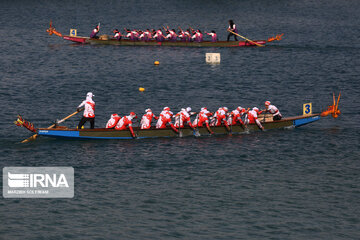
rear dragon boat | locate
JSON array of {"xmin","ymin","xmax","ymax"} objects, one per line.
[
  {"xmin": 14, "ymin": 93, "xmax": 341, "ymax": 141},
  {"xmin": 46, "ymin": 22, "xmax": 283, "ymax": 47}
]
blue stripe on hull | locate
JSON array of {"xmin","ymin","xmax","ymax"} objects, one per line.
[{"xmin": 294, "ymin": 116, "xmax": 320, "ymax": 127}]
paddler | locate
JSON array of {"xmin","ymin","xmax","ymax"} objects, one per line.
[
  {"xmin": 211, "ymin": 107, "xmax": 231, "ymax": 131},
  {"xmin": 192, "ymin": 30, "xmax": 203, "ymax": 42},
  {"xmin": 227, "ymin": 106, "xmax": 246, "ymax": 126},
  {"xmin": 115, "ymin": 112, "xmax": 137, "ymax": 138},
  {"xmin": 106, "ymin": 114, "xmax": 121, "ymax": 129},
  {"xmin": 174, "ymin": 107, "xmax": 195, "ymax": 129},
  {"xmin": 140, "ymin": 108, "xmax": 158, "ymax": 129},
  {"xmin": 77, "ymin": 92, "xmax": 96, "ymax": 129},
  {"xmin": 113, "ymin": 29, "xmax": 122, "ymax": 40},
  {"xmin": 227, "ymin": 20, "xmax": 238, "ymax": 41},
  {"xmin": 206, "ymin": 30, "xmax": 217, "ymax": 42},
  {"xmin": 245, "ymin": 107, "xmax": 264, "ymax": 131},
  {"xmin": 153, "ymin": 29, "xmax": 165, "ymax": 42},
  {"xmin": 90, "ymin": 25, "xmax": 100, "ymax": 38},
  {"xmin": 263, "ymin": 101, "xmax": 282, "ymax": 121},
  {"xmin": 193, "ymin": 107, "xmax": 214, "ymax": 134},
  {"xmin": 156, "ymin": 107, "xmax": 178, "ymax": 133}
]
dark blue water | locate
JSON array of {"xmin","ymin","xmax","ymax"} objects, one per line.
[{"xmin": 1, "ymin": 0, "xmax": 360, "ymax": 239}]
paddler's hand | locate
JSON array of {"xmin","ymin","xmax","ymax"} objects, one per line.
[{"xmin": 76, "ymin": 108, "xmax": 81, "ymax": 112}]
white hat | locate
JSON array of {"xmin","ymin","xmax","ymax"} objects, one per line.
[
  {"xmin": 223, "ymin": 107, "xmax": 228, "ymax": 112},
  {"xmin": 237, "ymin": 106, "xmax": 243, "ymax": 110},
  {"xmin": 145, "ymin": 108, "xmax": 152, "ymax": 112},
  {"xmin": 87, "ymin": 92, "xmax": 95, "ymax": 97},
  {"xmin": 186, "ymin": 107, "xmax": 191, "ymax": 112},
  {"xmin": 253, "ymin": 107, "xmax": 259, "ymax": 111}
]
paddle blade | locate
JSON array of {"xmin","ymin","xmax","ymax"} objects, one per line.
[{"xmin": 21, "ymin": 134, "xmax": 38, "ymax": 143}]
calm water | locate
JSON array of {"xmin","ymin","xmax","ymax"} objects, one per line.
[{"xmin": 1, "ymin": 0, "xmax": 360, "ymax": 239}]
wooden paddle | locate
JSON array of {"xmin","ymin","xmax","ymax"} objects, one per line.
[
  {"xmin": 21, "ymin": 108, "xmax": 83, "ymax": 143},
  {"xmin": 227, "ymin": 29, "xmax": 264, "ymax": 47}
]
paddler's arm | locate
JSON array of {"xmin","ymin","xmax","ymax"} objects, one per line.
[
  {"xmin": 77, "ymin": 101, "xmax": 85, "ymax": 112},
  {"xmin": 128, "ymin": 124, "xmax": 136, "ymax": 138},
  {"xmin": 255, "ymin": 119, "xmax": 264, "ymax": 131},
  {"xmin": 169, "ymin": 123, "xmax": 179, "ymax": 133},
  {"xmin": 206, "ymin": 122, "xmax": 214, "ymax": 134}
]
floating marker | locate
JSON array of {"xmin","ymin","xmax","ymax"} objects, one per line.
[
  {"xmin": 206, "ymin": 53, "xmax": 221, "ymax": 64},
  {"xmin": 139, "ymin": 87, "xmax": 145, "ymax": 92},
  {"xmin": 154, "ymin": 61, "xmax": 160, "ymax": 65}
]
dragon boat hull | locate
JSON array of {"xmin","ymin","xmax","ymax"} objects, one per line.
[
  {"xmin": 62, "ymin": 36, "xmax": 268, "ymax": 47},
  {"xmin": 36, "ymin": 114, "xmax": 320, "ymax": 140}
]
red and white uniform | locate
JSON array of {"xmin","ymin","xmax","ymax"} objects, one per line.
[
  {"xmin": 141, "ymin": 109, "xmax": 157, "ymax": 129},
  {"xmin": 227, "ymin": 107, "xmax": 246, "ymax": 125},
  {"xmin": 174, "ymin": 108, "xmax": 193, "ymax": 128},
  {"xmin": 115, "ymin": 115, "xmax": 135, "ymax": 130},
  {"xmin": 193, "ymin": 108, "xmax": 212, "ymax": 127},
  {"xmin": 266, "ymin": 104, "xmax": 282, "ymax": 118},
  {"xmin": 106, "ymin": 114, "xmax": 120, "ymax": 129},
  {"xmin": 212, "ymin": 107, "xmax": 228, "ymax": 126},
  {"xmin": 78, "ymin": 93, "xmax": 95, "ymax": 118},
  {"xmin": 156, "ymin": 109, "xmax": 173, "ymax": 129},
  {"xmin": 245, "ymin": 107, "xmax": 264, "ymax": 130}
]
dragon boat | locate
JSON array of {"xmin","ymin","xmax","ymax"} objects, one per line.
[
  {"xmin": 46, "ymin": 22, "xmax": 283, "ymax": 47},
  {"xmin": 14, "ymin": 94, "xmax": 340, "ymax": 142}
]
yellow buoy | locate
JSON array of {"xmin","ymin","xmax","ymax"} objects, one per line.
[
  {"xmin": 139, "ymin": 87, "xmax": 145, "ymax": 92},
  {"xmin": 154, "ymin": 61, "xmax": 160, "ymax": 65}
]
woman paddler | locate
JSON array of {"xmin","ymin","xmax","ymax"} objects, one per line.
[
  {"xmin": 77, "ymin": 92, "xmax": 96, "ymax": 129},
  {"xmin": 227, "ymin": 20, "xmax": 238, "ymax": 41},
  {"xmin": 90, "ymin": 25, "xmax": 100, "ymax": 38}
]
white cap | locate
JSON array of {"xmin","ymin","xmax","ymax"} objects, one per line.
[
  {"xmin": 145, "ymin": 108, "xmax": 152, "ymax": 112},
  {"xmin": 163, "ymin": 107, "xmax": 170, "ymax": 111},
  {"xmin": 223, "ymin": 107, "xmax": 228, "ymax": 112},
  {"xmin": 87, "ymin": 92, "xmax": 95, "ymax": 97},
  {"xmin": 253, "ymin": 107, "xmax": 259, "ymax": 111},
  {"xmin": 186, "ymin": 107, "xmax": 191, "ymax": 112},
  {"xmin": 237, "ymin": 106, "xmax": 243, "ymax": 110}
]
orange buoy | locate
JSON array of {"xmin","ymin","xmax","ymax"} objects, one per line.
[
  {"xmin": 154, "ymin": 61, "xmax": 160, "ymax": 65},
  {"xmin": 139, "ymin": 87, "xmax": 145, "ymax": 92}
]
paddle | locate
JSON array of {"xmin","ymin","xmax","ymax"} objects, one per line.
[
  {"xmin": 227, "ymin": 29, "xmax": 264, "ymax": 47},
  {"xmin": 21, "ymin": 108, "xmax": 83, "ymax": 143}
]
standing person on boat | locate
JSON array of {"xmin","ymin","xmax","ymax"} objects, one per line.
[
  {"xmin": 115, "ymin": 112, "xmax": 137, "ymax": 138},
  {"xmin": 206, "ymin": 30, "xmax": 217, "ymax": 42},
  {"xmin": 77, "ymin": 92, "xmax": 95, "ymax": 129},
  {"xmin": 193, "ymin": 107, "xmax": 214, "ymax": 134},
  {"xmin": 245, "ymin": 107, "xmax": 264, "ymax": 131},
  {"xmin": 156, "ymin": 107, "xmax": 178, "ymax": 133},
  {"xmin": 113, "ymin": 29, "xmax": 122, "ymax": 40},
  {"xmin": 227, "ymin": 20, "xmax": 238, "ymax": 41},
  {"xmin": 90, "ymin": 25, "xmax": 100, "ymax": 38},
  {"xmin": 140, "ymin": 109, "xmax": 158, "ymax": 129},
  {"xmin": 263, "ymin": 101, "xmax": 282, "ymax": 121},
  {"xmin": 106, "ymin": 114, "xmax": 121, "ymax": 129}
]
